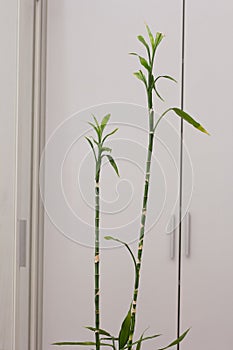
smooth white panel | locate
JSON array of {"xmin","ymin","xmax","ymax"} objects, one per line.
[
  {"xmin": 43, "ymin": 1, "xmax": 183, "ymax": 349},
  {"xmin": 182, "ymin": 1, "xmax": 233, "ymax": 349},
  {"xmin": 0, "ymin": 1, "xmax": 18, "ymax": 349}
]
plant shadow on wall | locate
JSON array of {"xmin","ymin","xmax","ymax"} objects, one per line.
[{"xmin": 53, "ymin": 24, "xmax": 209, "ymax": 350}]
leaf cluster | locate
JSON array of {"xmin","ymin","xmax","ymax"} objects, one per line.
[
  {"xmin": 130, "ymin": 24, "xmax": 209, "ymax": 135},
  {"xmin": 53, "ymin": 325, "xmax": 190, "ymax": 350},
  {"xmin": 85, "ymin": 114, "xmax": 120, "ymax": 181},
  {"xmin": 130, "ymin": 24, "xmax": 176, "ymax": 105}
]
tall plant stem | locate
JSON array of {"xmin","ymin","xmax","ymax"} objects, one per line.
[
  {"xmin": 95, "ymin": 173, "xmax": 100, "ymax": 350},
  {"xmin": 128, "ymin": 108, "xmax": 154, "ymax": 349}
]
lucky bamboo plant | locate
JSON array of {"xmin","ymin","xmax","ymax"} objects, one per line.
[{"xmin": 53, "ymin": 24, "xmax": 209, "ymax": 350}]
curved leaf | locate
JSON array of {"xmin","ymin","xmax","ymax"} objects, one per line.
[
  {"xmin": 85, "ymin": 137, "xmax": 97, "ymax": 162},
  {"xmin": 133, "ymin": 71, "xmax": 147, "ymax": 87},
  {"xmin": 102, "ymin": 128, "xmax": 118, "ymax": 143},
  {"xmin": 101, "ymin": 114, "xmax": 111, "ymax": 133},
  {"xmin": 137, "ymin": 35, "xmax": 151, "ymax": 61},
  {"xmin": 85, "ymin": 326, "xmax": 113, "ymax": 338},
  {"xmin": 158, "ymin": 328, "xmax": 190, "ymax": 350},
  {"xmin": 145, "ymin": 23, "xmax": 155, "ymax": 50},
  {"xmin": 101, "ymin": 147, "xmax": 112, "ymax": 153},
  {"xmin": 155, "ymin": 32, "xmax": 164, "ymax": 49},
  {"xmin": 172, "ymin": 108, "xmax": 210, "ymax": 135},
  {"xmin": 118, "ymin": 306, "xmax": 132, "ymax": 349},
  {"xmin": 139, "ymin": 56, "xmax": 150, "ymax": 71},
  {"xmin": 52, "ymin": 341, "xmax": 114, "ymax": 347},
  {"xmin": 153, "ymin": 75, "xmax": 177, "ymax": 102},
  {"xmin": 106, "ymin": 155, "xmax": 120, "ymax": 177},
  {"xmin": 104, "ymin": 236, "xmax": 137, "ymax": 272},
  {"xmin": 124, "ymin": 333, "xmax": 161, "ymax": 349}
]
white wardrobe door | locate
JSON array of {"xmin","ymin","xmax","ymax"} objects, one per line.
[
  {"xmin": 42, "ymin": 1, "xmax": 182, "ymax": 349},
  {"xmin": 182, "ymin": 1, "xmax": 233, "ymax": 349},
  {"xmin": 0, "ymin": 1, "xmax": 18, "ymax": 349}
]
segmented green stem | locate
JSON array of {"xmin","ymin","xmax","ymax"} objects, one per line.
[
  {"xmin": 127, "ymin": 109, "xmax": 154, "ymax": 349},
  {"xmin": 95, "ymin": 171, "xmax": 100, "ymax": 350}
]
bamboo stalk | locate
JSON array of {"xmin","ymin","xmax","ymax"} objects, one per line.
[
  {"xmin": 127, "ymin": 109, "xmax": 154, "ymax": 349},
  {"xmin": 85, "ymin": 115, "xmax": 119, "ymax": 350},
  {"xmin": 95, "ymin": 175, "xmax": 100, "ymax": 350}
]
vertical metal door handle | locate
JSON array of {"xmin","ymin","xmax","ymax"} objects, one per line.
[
  {"xmin": 185, "ymin": 212, "xmax": 191, "ymax": 257},
  {"xmin": 168, "ymin": 215, "xmax": 176, "ymax": 259},
  {"xmin": 18, "ymin": 219, "xmax": 27, "ymax": 267}
]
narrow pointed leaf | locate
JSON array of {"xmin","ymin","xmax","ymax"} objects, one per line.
[
  {"xmin": 137, "ymin": 35, "xmax": 150, "ymax": 51},
  {"xmin": 145, "ymin": 23, "xmax": 155, "ymax": 49},
  {"xmin": 85, "ymin": 137, "xmax": 97, "ymax": 161},
  {"xmin": 155, "ymin": 75, "xmax": 177, "ymax": 84},
  {"xmin": 102, "ymin": 128, "xmax": 118, "ymax": 143},
  {"xmin": 88, "ymin": 122, "xmax": 101, "ymax": 140},
  {"xmin": 85, "ymin": 326, "xmax": 112, "ymax": 337},
  {"xmin": 53, "ymin": 341, "xmax": 97, "ymax": 346},
  {"xmin": 53, "ymin": 341, "xmax": 114, "ymax": 347},
  {"xmin": 172, "ymin": 108, "xmax": 210, "ymax": 135},
  {"xmin": 155, "ymin": 32, "xmax": 164, "ymax": 49},
  {"xmin": 158, "ymin": 328, "xmax": 190, "ymax": 350},
  {"xmin": 118, "ymin": 306, "xmax": 132, "ymax": 349},
  {"xmin": 90, "ymin": 136, "xmax": 99, "ymax": 146},
  {"xmin": 139, "ymin": 56, "xmax": 150, "ymax": 71},
  {"xmin": 153, "ymin": 85, "xmax": 165, "ymax": 102},
  {"xmin": 106, "ymin": 155, "xmax": 120, "ymax": 177},
  {"xmin": 137, "ymin": 35, "xmax": 151, "ymax": 60},
  {"xmin": 124, "ymin": 334, "xmax": 161, "ymax": 349},
  {"xmin": 101, "ymin": 114, "xmax": 111, "ymax": 133},
  {"xmin": 92, "ymin": 114, "xmax": 101, "ymax": 130},
  {"xmin": 101, "ymin": 147, "xmax": 112, "ymax": 153},
  {"xmin": 136, "ymin": 332, "xmax": 144, "ymax": 350},
  {"xmin": 129, "ymin": 52, "xmax": 138, "ymax": 56},
  {"xmin": 133, "ymin": 71, "xmax": 147, "ymax": 87},
  {"xmin": 104, "ymin": 236, "xmax": 136, "ymax": 272}
]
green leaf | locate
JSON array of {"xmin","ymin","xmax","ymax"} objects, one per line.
[
  {"xmin": 129, "ymin": 52, "xmax": 138, "ymax": 56},
  {"xmin": 133, "ymin": 71, "xmax": 147, "ymax": 87},
  {"xmin": 137, "ymin": 35, "xmax": 150, "ymax": 51},
  {"xmin": 102, "ymin": 128, "xmax": 118, "ymax": 143},
  {"xmin": 52, "ymin": 341, "xmax": 114, "ymax": 347},
  {"xmin": 137, "ymin": 35, "xmax": 151, "ymax": 61},
  {"xmin": 153, "ymin": 85, "xmax": 165, "ymax": 102},
  {"xmin": 101, "ymin": 147, "xmax": 112, "ymax": 153},
  {"xmin": 154, "ymin": 32, "xmax": 165, "ymax": 49},
  {"xmin": 85, "ymin": 326, "xmax": 112, "ymax": 337},
  {"xmin": 88, "ymin": 122, "xmax": 101, "ymax": 141},
  {"xmin": 118, "ymin": 306, "xmax": 132, "ymax": 349},
  {"xmin": 104, "ymin": 236, "xmax": 137, "ymax": 272},
  {"xmin": 155, "ymin": 75, "xmax": 177, "ymax": 84},
  {"xmin": 106, "ymin": 155, "xmax": 120, "ymax": 177},
  {"xmin": 145, "ymin": 23, "xmax": 155, "ymax": 49},
  {"xmin": 136, "ymin": 333, "xmax": 144, "ymax": 350},
  {"xmin": 124, "ymin": 333, "xmax": 161, "ymax": 349},
  {"xmin": 101, "ymin": 114, "xmax": 111, "ymax": 133},
  {"xmin": 85, "ymin": 137, "xmax": 97, "ymax": 162},
  {"xmin": 153, "ymin": 75, "xmax": 177, "ymax": 102},
  {"xmin": 158, "ymin": 328, "xmax": 190, "ymax": 350},
  {"xmin": 172, "ymin": 108, "xmax": 210, "ymax": 135},
  {"xmin": 92, "ymin": 114, "xmax": 101, "ymax": 130},
  {"xmin": 139, "ymin": 56, "xmax": 150, "ymax": 71}
]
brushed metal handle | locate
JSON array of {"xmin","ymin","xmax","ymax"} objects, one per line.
[
  {"xmin": 185, "ymin": 212, "xmax": 191, "ymax": 257},
  {"xmin": 168, "ymin": 215, "xmax": 176, "ymax": 259},
  {"xmin": 18, "ymin": 219, "xmax": 27, "ymax": 267}
]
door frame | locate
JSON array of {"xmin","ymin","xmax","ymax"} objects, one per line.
[{"xmin": 28, "ymin": 0, "xmax": 47, "ymax": 349}]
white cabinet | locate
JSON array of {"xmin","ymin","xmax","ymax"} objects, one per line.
[{"xmin": 181, "ymin": 1, "xmax": 233, "ymax": 349}]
